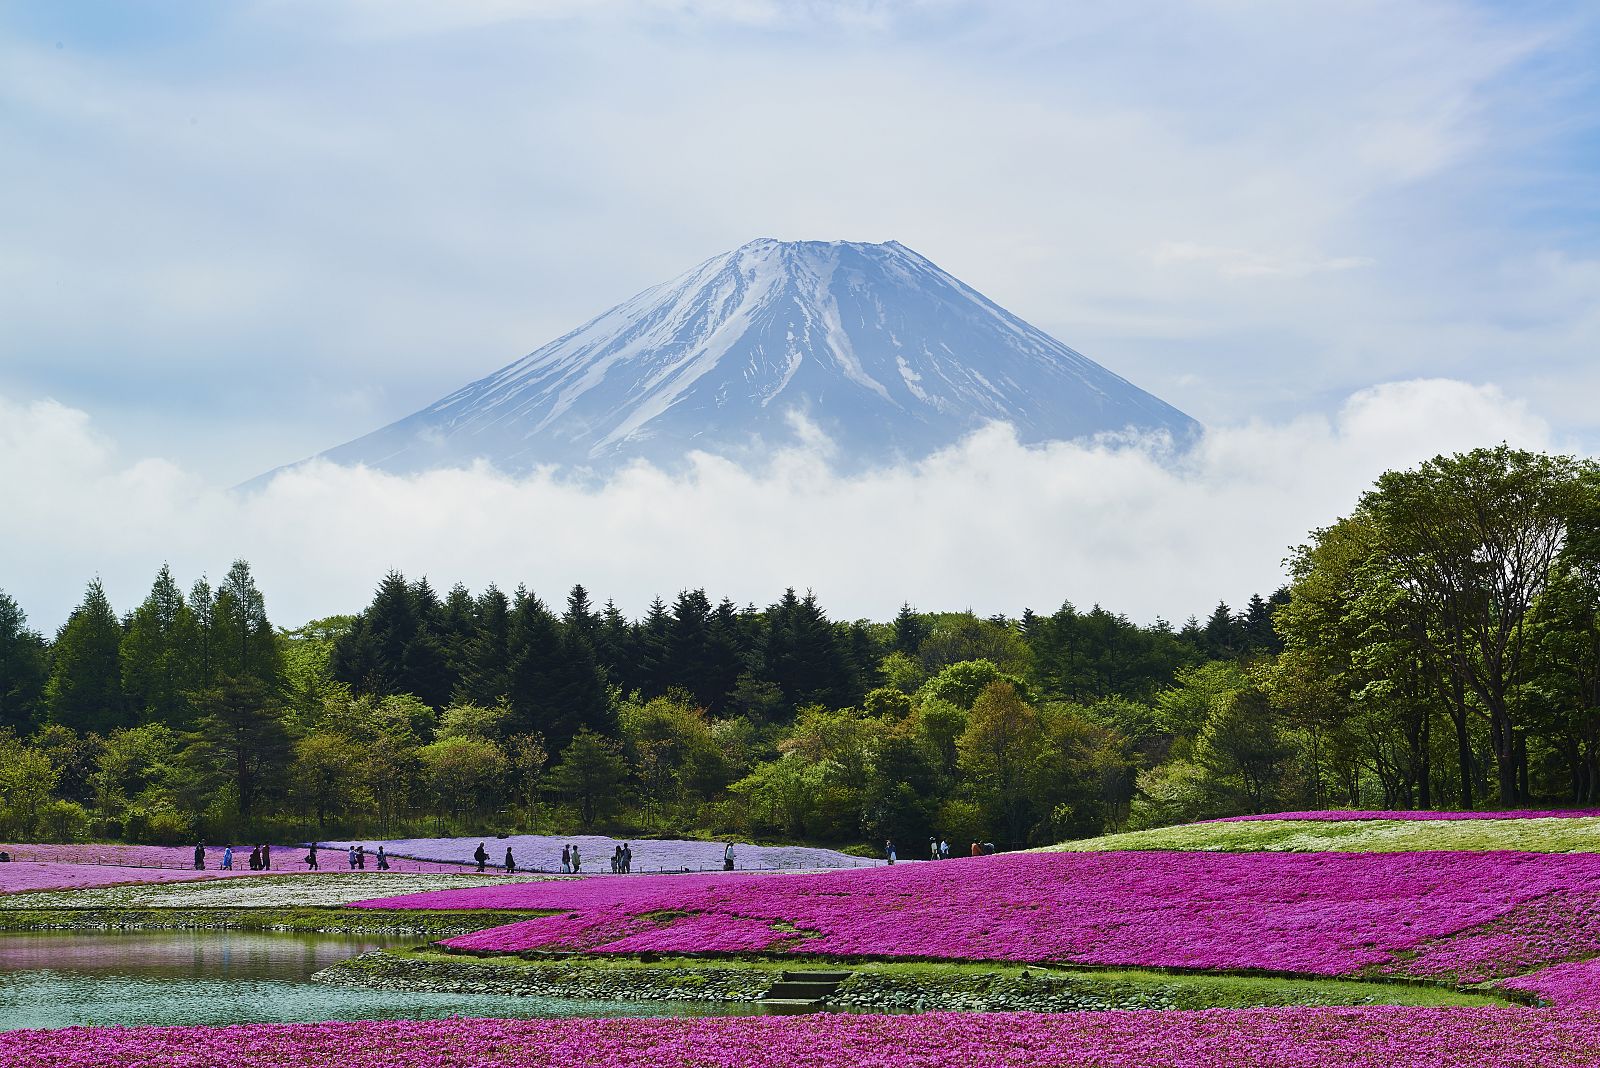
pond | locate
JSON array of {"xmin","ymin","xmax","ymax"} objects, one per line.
[{"xmin": 0, "ymin": 930, "xmax": 776, "ymax": 1031}]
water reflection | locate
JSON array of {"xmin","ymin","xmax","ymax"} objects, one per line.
[{"xmin": 0, "ymin": 930, "xmax": 773, "ymax": 1032}]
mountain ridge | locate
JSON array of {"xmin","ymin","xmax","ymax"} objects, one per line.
[{"xmin": 272, "ymin": 238, "xmax": 1199, "ymax": 479}]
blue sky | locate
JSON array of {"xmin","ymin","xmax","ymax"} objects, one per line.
[{"xmin": 1, "ymin": 1, "xmax": 1597, "ymax": 627}]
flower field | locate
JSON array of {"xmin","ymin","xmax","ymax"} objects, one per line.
[
  {"xmin": 0, "ymin": 862, "xmax": 230, "ymax": 895},
  {"xmin": 323, "ymin": 835, "xmax": 877, "ymax": 872},
  {"xmin": 0, "ymin": 871, "xmax": 546, "ymax": 909},
  {"xmin": 4, "ymin": 1007, "xmax": 1599, "ymax": 1067},
  {"xmin": 1062, "ymin": 815, "xmax": 1600, "ymax": 853},
  {"xmin": 1217, "ymin": 809, "xmax": 1600, "ymax": 822},
  {"xmin": 354, "ymin": 849, "xmax": 1600, "ymax": 975}
]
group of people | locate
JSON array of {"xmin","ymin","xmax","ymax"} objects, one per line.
[
  {"xmin": 880, "ymin": 838, "xmax": 997, "ymax": 864},
  {"xmin": 194, "ymin": 842, "xmax": 276, "ymax": 871},
  {"xmin": 609, "ymin": 843, "xmax": 633, "ymax": 873},
  {"xmin": 192, "ymin": 841, "xmax": 396, "ymax": 872}
]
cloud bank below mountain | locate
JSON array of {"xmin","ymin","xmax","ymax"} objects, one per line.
[{"xmin": 0, "ymin": 378, "xmax": 1563, "ymax": 632}]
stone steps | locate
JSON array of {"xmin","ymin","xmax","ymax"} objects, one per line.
[{"xmin": 761, "ymin": 969, "xmax": 853, "ymax": 1006}]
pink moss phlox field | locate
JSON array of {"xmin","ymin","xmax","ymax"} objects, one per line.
[
  {"xmin": 322, "ymin": 834, "xmax": 876, "ymax": 872},
  {"xmin": 0, "ymin": 862, "xmax": 229, "ymax": 894},
  {"xmin": 5, "ymin": 1008, "xmax": 1600, "ymax": 1068},
  {"xmin": 355, "ymin": 850, "xmax": 1600, "ymax": 974},
  {"xmin": 1500, "ymin": 958, "xmax": 1600, "ymax": 1008},
  {"xmin": 0, "ymin": 842, "xmax": 463, "ymax": 876},
  {"xmin": 1386, "ymin": 889, "xmax": 1600, "ymax": 983},
  {"xmin": 1215, "ymin": 809, "xmax": 1600, "ymax": 822}
]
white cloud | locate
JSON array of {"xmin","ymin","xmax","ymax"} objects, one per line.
[{"xmin": 0, "ymin": 380, "xmax": 1566, "ymax": 634}]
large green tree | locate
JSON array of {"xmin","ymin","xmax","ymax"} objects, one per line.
[{"xmin": 46, "ymin": 579, "xmax": 126, "ymax": 734}]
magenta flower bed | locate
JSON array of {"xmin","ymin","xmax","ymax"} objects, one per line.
[
  {"xmin": 1501, "ymin": 959, "xmax": 1600, "ymax": 1008},
  {"xmin": 1214, "ymin": 810, "xmax": 1600, "ymax": 822},
  {"xmin": 4, "ymin": 1008, "xmax": 1599, "ymax": 1067},
  {"xmin": 1387, "ymin": 889, "xmax": 1600, "ymax": 983},
  {"xmin": 322, "ymin": 835, "xmax": 876, "ymax": 872},
  {"xmin": 355, "ymin": 850, "xmax": 1600, "ymax": 975}
]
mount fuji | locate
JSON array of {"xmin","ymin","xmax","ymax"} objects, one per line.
[{"xmin": 287, "ymin": 238, "xmax": 1198, "ymax": 478}]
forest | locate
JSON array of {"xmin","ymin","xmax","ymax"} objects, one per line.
[{"xmin": 0, "ymin": 445, "xmax": 1596, "ymax": 850}]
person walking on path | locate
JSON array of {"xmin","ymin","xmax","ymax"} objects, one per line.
[
  {"xmin": 347, "ymin": 845, "xmax": 357, "ymax": 870},
  {"xmin": 221, "ymin": 845, "xmax": 233, "ymax": 871},
  {"xmin": 929, "ymin": 837, "xmax": 939, "ymax": 861},
  {"xmin": 474, "ymin": 842, "xmax": 489, "ymax": 873},
  {"xmin": 561, "ymin": 844, "xmax": 571, "ymax": 873},
  {"xmin": 249, "ymin": 845, "xmax": 261, "ymax": 871},
  {"xmin": 622, "ymin": 843, "xmax": 632, "ymax": 873},
  {"xmin": 571, "ymin": 844, "xmax": 582, "ymax": 873},
  {"xmin": 885, "ymin": 840, "xmax": 896, "ymax": 865},
  {"xmin": 357, "ymin": 844, "xmax": 366, "ymax": 870},
  {"xmin": 262, "ymin": 844, "xmax": 271, "ymax": 870},
  {"xmin": 306, "ymin": 843, "xmax": 319, "ymax": 870},
  {"xmin": 723, "ymin": 842, "xmax": 735, "ymax": 871},
  {"xmin": 939, "ymin": 838, "xmax": 950, "ymax": 861},
  {"xmin": 377, "ymin": 844, "xmax": 388, "ymax": 871},
  {"xmin": 505, "ymin": 847, "xmax": 516, "ymax": 874},
  {"xmin": 193, "ymin": 842, "xmax": 205, "ymax": 870}
]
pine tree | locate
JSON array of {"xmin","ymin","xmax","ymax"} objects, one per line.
[
  {"xmin": 459, "ymin": 585, "xmax": 512, "ymax": 702},
  {"xmin": 564, "ymin": 584, "xmax": 599, "ymax": 643},
  {"xmin": 46, "ymin": 579, "xmax": 127, "ymax": 734},
  {"xmin": 0, "ymin": 590, "xmax": 49, "ymax": 732},
  {"xmin": 213, "ymin": 560, "xmax": 279, "ymax": 688},
  {"xmin": 594, "ymin": 599, "xmax": 633, "ymax": 690},
  {"xmin": 891, "ymin": 602, "xmax": 930, "ymax": 657},
  {"xmin": 667, "ymin": 589, "xmax": 713, "ymax": 702},
  {"xmin": 188, "ymin": 675, "xmax": 292, "ymax": 822},
  {"xmin": 121, "ymin": 564, "xmax": 201, "ymax": 727},
  {"xmin": 187, "ymin": 578, "xmax": 219, "ymax": 688},
  {"xmin": 1203, "ymin": 601, "xmax": 1244, "ymax": 659},
  {"xmin": 635, "ymin": 597, "xmax": 672, "ymax": 697}
]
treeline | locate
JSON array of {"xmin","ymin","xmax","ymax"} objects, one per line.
[{"xmin": 1, "ymin": 445, "xmax": 1596, "ymax": 849}]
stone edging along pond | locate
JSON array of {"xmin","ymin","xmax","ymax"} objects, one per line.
[
  {"xmin": 0, "ymin": 903, "xmax": 1529, "ymax": 1013},
  {"xmin": 316, "ymin": 949, "xmax": 1523, "ymax": 1013}
]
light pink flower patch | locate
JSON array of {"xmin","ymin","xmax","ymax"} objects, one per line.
[
  {"xmin": 0, "ymin": 862, "xmax": 227, "ymax": 894},
  {"xmin": 354, "ymin": 850, "xmax": 1600, "ymax": 975},
  {"xmin": 3, "ymin": 1008, "xmax": 1599, "ymax": 1067}
]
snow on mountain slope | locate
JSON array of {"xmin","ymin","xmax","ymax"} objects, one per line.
[{"xmin": 296, "ymin": 239, "xmax": 1199, "ymax": 477}]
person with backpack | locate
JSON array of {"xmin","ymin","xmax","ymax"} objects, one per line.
[
  {"xmin": 474, "ymin": 842, "xmax": 489, "ymax": 873},
  {"xmin": 306, "ymin": 843, "xmax": 319, "ymax": 870}
]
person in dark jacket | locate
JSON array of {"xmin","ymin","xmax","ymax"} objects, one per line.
[
  {"xmin": 474, "ymin": 842, "xmax": 489, "ymax": 873},
  {"xmin": 505, "ymin": 847, "xmax": 516, "ymax": 874}
]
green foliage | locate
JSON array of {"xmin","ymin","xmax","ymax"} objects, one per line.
[
  {"xmin": 45, "ymin": 579, "xmax": 125, "ymax": 734},
  {"xmin": 0, "ymin": 730, "xmax": 60, "ymax": 839},
  {"xmin": 0, "ymin": 590, "xmax": 49, "ymax": 732},
  {"xmin": 547, "ymin": 727, "xmax": 628, "ymax": 830}
]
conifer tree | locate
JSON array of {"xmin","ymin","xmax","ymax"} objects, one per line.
[
  {"xmin": 121, "ymin": 564, "xmax": 201, "ymax": 727},
  {"xmin": 0, "ymin": 590, "xmax": 49, "ymax": 732},
  {"xmin": 459, "ymin": 585, "xmax": 511, "ymax": 702},
  {"xmin": 213, "ymin": 560, "xmax": 279, "ymax": 688},
  {"xmin": 47, "ymin": 579, "xmax": 128, "ymax": 734}
]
